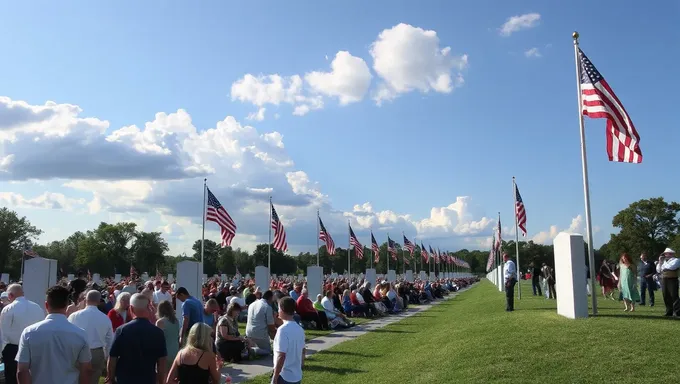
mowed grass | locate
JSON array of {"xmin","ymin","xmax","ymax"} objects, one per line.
[
  {"xmin": 243, "ymin": 280, "xmax": 678, "ymax": 384},
  {"xmin": 237, "ymin": 316, "xmax": 372, "ymax": 342}
]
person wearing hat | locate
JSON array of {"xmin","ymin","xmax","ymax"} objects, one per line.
[{"xmin": 656, "ymin": 248, "xmax": 680, "ymax": 317}]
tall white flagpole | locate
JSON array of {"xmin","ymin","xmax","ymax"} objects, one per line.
[
  {"xmin": 347, "ymin": 220, "xmax": 351, "ymax": 276},
  {"xmin": 573, "ymin": 31, "xmax": 598, "ymax": 315},
  {"xmin": 386, "ymin": 233, "xmax": 390, "ymax": 275},
  {"xmin": 268, "ymin": 196, "xmax": 272, "ymax": 273},
  {"xmin": 201, "ymin": 179, "xmax": 207, "ymax": 267},
  {"xmin": 316, "ymin": 210, "xmax": 320, "ymax": 266},
  {"xmin": 513, "ymin": 176, "xmax": 522, "ymax": 300}
]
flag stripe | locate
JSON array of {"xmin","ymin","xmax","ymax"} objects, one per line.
[
  {"xmin": 271, "ymin": 203, "xmax": 288, "ymax": 252},
  {"xmin": 206, "ymin": 187, "xmax": 237, "ymax": 247}
]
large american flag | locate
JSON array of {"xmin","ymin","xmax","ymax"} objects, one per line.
[
  {"xmin": 495, "ymin": 216, "xmax": 502, "ymax": 251},
  {"xmin": 403, "ymin": 235, "xmax": 415, "ymax": 255},
  {"xmin": 349, "ymin": 225, "xmax": 363, "ymax": 259},
  {"xmin": 387, "ymin": 236, "xmax": 398, "ymax": 260},
  {"xmin": 371, "ymin": 231, "xmax": 380, "ymax": 263},
  {"xmin": 23, "ymin": 248, "xmax": 39, "ymax": 258},
  {"xmin": 579, "ymin": 48, "xmax": 642, "ymax": 163},
  {"xmin": 318, "ymin": 217, "xmax": 335, "ymax": 255},
  {"xmin": 206, "ymin": 187, "xmax": 237, "ymax": 247},
  {"xmin": 270, "ymin": 202, "xmax": 288, "ymax": 252},
  {"xmin": 514, "ymin": 184, "xmax": 527, "ymax": 237},
  {"xmin": 421, "ymin": 242, "xmax": 429, "ymax": 263}
]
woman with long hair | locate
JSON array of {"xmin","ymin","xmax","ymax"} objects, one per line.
[
  {"xmin": 619, "ymin": 253, "xmax": 641, "ymax": 312},
  {"xmin": 215, "ymin": 303, "xmax": 256, "ymax": 363},
  {"xmin": 107, "ymin": 292, "xmax": 132, "ymax": 331},
  {"xmin": 165, "ymin": 323, "xmax": 221, "ymax": 384},
  {"xmin": 156, "ymin": 300, "xmax": 180, "ymax": 365}
]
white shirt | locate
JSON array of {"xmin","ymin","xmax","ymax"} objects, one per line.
[
  {"xmin": 0, "ymin": 296, "xmax": 44, "ymax": 351},
  {"xmin": 504, "ymin": 260, "xmax": 517, "ymax": 281},
  {"xmin": 320, "ymin": 297, "xmax": 336, "ymax": 314},
  {"xmin": 355, "ymin": 292, "xmax": 365, "ymax": 304},
  {"xmin": 272, "ymin": 320, "xmax": 305, "ymax": 383},
  {"xmin": 68, "ymin": 305, "xmax": 114, "ymax": 357},
  {"xmin": 229, "ymin": 296, "xmax": 246, "ymax": 307},
  {"xmin": 153, "ymin": 290, "xmax": 172, "ymax": 305},
  {"xmin": 657, "ymin": 257, "xmax": 680, "ymax": 273}
]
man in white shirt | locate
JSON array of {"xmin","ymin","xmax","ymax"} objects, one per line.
[
  {"xmin": 320, "ymin": 291, "xmax": 353, "ymax": 327},
  {"xmin": 0, "ymin": 284, "xmax": 45, "ymax": 384},
  {"xmin": 68, "ymin": 290, "xmax": 114, "ymax": 384},
  {"xmin": 152, "ymin": 281, "xmax": 172, "ymax": 306},
  {"xmin": 656, "ymin": 247, "xmax": 680, "ymax": 317},
  {"xmin": 246, "ymin": 291, "xmax": 276, "ymax": 355},
  {"xmin": 272, "ymin": 297, "xmax": 305, "ymax": 384},
  {"xmin": 503, "ymin": 253, "xmax": 517, "ymax": 312}
]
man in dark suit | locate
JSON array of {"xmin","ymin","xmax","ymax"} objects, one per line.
[
  {"xmin": 639, "ymin": 253, "xmax": 655, "ymax": 306},
  {"xmin": 530, "ymin": 262, "xmax": 542, "ymax": 296}
]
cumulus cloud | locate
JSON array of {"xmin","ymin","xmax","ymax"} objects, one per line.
[
  {"xmin": 524, "ymin": 47, "xmax": 542, "ymax": 58},
  {"xmin": 531, "ymin": 215, "xmax": 584, "ymax": 244},
  {"xmin": 246, "ymin": 107, "xmax": 266, "ymax": 122},
  {"xmin": 2, "ymin": 95, "xmax": 494, "ymax": 253},
  {"xmin": 370, "ymin": 23, "xmax": 468, "ymax": 104},
  {"xmin": 0, "ymin": 191, "xmax": 85, "ymax": 211},
  {"xmin": 305, "ymin": 51, "xmax": 372, "ymax": 105},
  {"xmin": 499, "ymin": 13, "xmax": 541, "ymax": 37}
]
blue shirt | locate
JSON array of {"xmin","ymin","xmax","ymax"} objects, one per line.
[
  {"xmin": 181, "ymin": 296, "xmax": 204, "ymax": 332},
  {"xmin": 109, "ymin": 318, "xmax": 167, "ymax": 384}
]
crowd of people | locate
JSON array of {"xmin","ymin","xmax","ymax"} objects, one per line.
[{"xmin": 0, "ymin": 271, "xmax": 478, "ymax": 384}]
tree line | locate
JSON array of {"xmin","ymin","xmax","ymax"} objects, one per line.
[{"xmin": 1, "ymin": 197, "xmax": 677, "ymax": 277}]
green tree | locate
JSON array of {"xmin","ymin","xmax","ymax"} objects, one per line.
[
  {"xmin": 191, "ymin": 239, "xmax": 221, "ymax": 276},
  {"xmin": 131, "ymin": 231, "xmax": 169, "ymax": 275},
  {"xmin": 0, "ymin": 208, "xmax": 42, "ymax": 275}
]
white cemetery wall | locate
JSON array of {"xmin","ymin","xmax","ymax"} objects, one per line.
[
  {"xmin": 255, "ymin": 266, "xmax": 271, "ymax": 290},
  {"xmin": 306, "ymin": 266, "xmax": 323, "ymax": 299},
  {"xmin": 554, "ymin": 232, "xmax": 589, "ymax": 319}
]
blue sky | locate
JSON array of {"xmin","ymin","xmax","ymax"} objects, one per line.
[{"xmin": 0, "ymin": 1, "xmax": 678, "ymax": 255}]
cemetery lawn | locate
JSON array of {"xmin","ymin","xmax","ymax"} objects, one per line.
[{"xmin": 242, "ymin": 280, "xmax": 680, "ymax": 384}]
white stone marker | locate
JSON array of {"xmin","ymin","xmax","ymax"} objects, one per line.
[
  {"xmin": 221, "ymin": 274, "xmax": 227, "ymax": 282},
  {"xmin": 167, "ymin": 273, "xmax": 174, "ymax": 283},
  {"xmin": 176, "ymin": 261, "xmax": 201, "ymax": 300},
  {"xmin": 93, "ymin": 273, "xmax": 101, "ymax": 285},
  {"xmin": 364, "ymin": 269, "xmax": 377, "ymax": 287},
  {"xmin": 387, "ymin": 270, "xmax": 396, "ymax": 282},
  {"xmin": 405, "ymin": 270, "xmax": 414, "ymax": 282},
  {"xmin": 114, "ymin": 274, "xmax": 121, "ymax": 282},
  {"xmin": 306, "ymin": 266, "xmax": 323, "ymax": 299},
  {"xmin": 419, "ymin": 271, "xmax": 427, "ymax": 281},
  {"xmin": 23, "ymin": 258, "xmax": 58, "ymax": 312},
  {"xmin": 67, "ymin": 274, "xmax": 75, "ymax": 281},
  {"xmin": 0, "ymin": 273, "xmax": 8, "ymax": 283},
  {"xmin": 255, "ymin": 266, "xmax": 270, "ymax": 290},
  {"xmin": 554, "ymin": 232, "xmax": 589, "ymax": 319}
]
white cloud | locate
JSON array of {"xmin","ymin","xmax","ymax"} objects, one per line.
[
  {"xmin": 0, "ymin": 191, "xmax": 85, "ymax": 210},
  {"xmin": 2, "ymin": 95, "xmax": 494, "ymax": 253},
  {"xmin": 246, "ymin": 107, "xmax": 266, "ymax": 122},
  {"xmin": 370, "ymin": 23, "xmax": 468, "ymax": 104},
  {"xmin": 304, "ymin": 51, "xmax": 372, "ymax": 105},
  {"xmin": 531, "ymin": 215, "xmax": 584, "ymax": 244},
  {"xmin": 524, "ymin": 47, "xmax": 542, "ymax": 58},
  {"xmin": 499, "ymin": 13, "xmax": 541, "ymax": 37}
]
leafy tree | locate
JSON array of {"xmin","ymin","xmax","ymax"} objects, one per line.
[
  {"xmin": 0, "ymin": 208, "xmax": 42, "ymax": 275},
  {"xmin": 191, "ymin": 239, "xmax": 220, "ymax": 276},
  {"xmin": 131, "ymin": 231, "xmax": 169, "ymax": 275}
]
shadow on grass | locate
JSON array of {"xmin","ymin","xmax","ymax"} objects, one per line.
[
  {"xmin": 316, "ymin": 350, "xmax": 380, "ymax": 358},
  {"xmin": 370, "ymin": 328, "xmax": 416, "ymax": 334},
  {"xmin": 304, "ymin": 365, "xmax": 366, "ymax": 375},
  {"xmin": 597, "ymin": 313, "xmax": 677, "ymax": 321}
]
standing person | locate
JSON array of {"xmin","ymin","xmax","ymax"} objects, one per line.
[
  {"xmin": 540, "ymin": 263, "xmax": 550, "ymax": 299},
  {"xmin": 0, "ymin": 284, "xmax": 45, "ymax": 384},
  {"xmin": 175, "ymin": 287, "xmax": 204, "ymax": 346},
  {"xmin": 271, "ymin": 297, "xmax": 305, "ymax": 384},
  {"xmin": 156, "ymin": 300, "xmax": 180, "ymax": 368},
  {"xmin": 107, "ymin": 292, "xmax": 132, "ymax": 331},
  {"xmin": 165, "ymin": 323, "xmax": 221, "ymax": 384},
  {"xmin": 618, "ymin": 253, "xmax": 641, "ymax": 312},
  {"xmin": 106, "ymin": 293, "xmax": 167, "ymax": 384},
  {"xmin": 639, "ymin": 253, "xmax": 656, "ymax": 306},
  {"xmin": 598, "ymin": 260, "xmax": 616, "ymax": 300},
  {"xmin": 503, "ymin": 253, "xmax": 517, "ymax": 312},
  {"xmin": 153, "ymin": 281, "xmax": 172, "ymax": 306},
  {"xmin": 16, "ymin": 286, "xmax": 92, "ymax": 384},
  {"xmin": 246, "ymin": 291, "xmax": 277, "ymax": 355},
  {"xmin": 530, "ymin": 262, "xmax": 542, "ymax": 296},
  {"xmin": 68, "ymin": 290, "xmax": 114, "ymax": 384},
  {"xmin": 656, "ymin": 248, "xmax": 680, "ymax": 317}
]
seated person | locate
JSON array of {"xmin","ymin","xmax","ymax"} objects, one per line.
[
  {"xmin": 295, "ymin": 289, "xmax": 329, "ymax": 330},
  {"xmin": 321, "ymin": 291, "xmax": 354, "ymax": 327}
]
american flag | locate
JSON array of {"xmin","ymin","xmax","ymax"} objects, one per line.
[
  {"xmin": 495, "ymin": 216, "xmax": 502, "ymax": 251},
  {"xmin": 349, "ymin": 225, "xmax": 364, "ymax": 259},
  {"xmin": 371, "ymin": 231, "xmax": 380, "ymax": 263},
  {"xmin": 403, "ymin": 235, "xmax": 415, "ymax": 255},
  {"xmin": 429, "ymin": 245, "xmax": 435, "ymax": 263},
  {"xmin": 486, "ymin": 247, "xmax": 494, "ymax": 272},
  {"xmin": 579, "ymin": 48, "xmax": 641, "ymax": 163},
  {"xmin": 436, "ymin": 248, "xmax": 442, "ymax": 264},
  {"xmin": 387, "ymin": 236, "xmax": 398, "ymax": 260},
  {"xmin": 23, "ymin": 248, "xmax": 39, "ymax": 258},
  {"xmin": 318, "ymin": 217, "xmax": 335, "ymax": 255},
  {"xmin": 206, "ymin": 187, "xmax": 237, "ymax": 247},
  {"xmin": 515, "ymin": 184, "xmax": 527, "ymax": 237},
  {"xmin": 270, "ymin": 202, "xmax": 288, "ymax": 252},
  {"xmin": 421, "ymin": 242, "xmax": 429, "ymax": 263}
]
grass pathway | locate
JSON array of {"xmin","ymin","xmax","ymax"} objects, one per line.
[{"xmin": 244, "ymin": 280, "xmax": 680, "ymax": 383}]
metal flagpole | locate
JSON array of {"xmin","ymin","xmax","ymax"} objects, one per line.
[
  {"xmin": 347, "ymin": 220, "xmax": 351, "ymax": 276},
  {"xmin": 316, "ymin": 210, "xmax": 320, "ymax": 266},
  {"xmin": 573, "ymin": 31, "xmax": 598, "ymax": 315},
  {"xmin": 268, "ymin": 196, "xmax": 272, "ymax": 273},
  {"xmin": 370, "ymin": 229, "xmax": 373, "ymax": 270},
  {"xmin": 201, "ymin": 178, "xmax": 207, "ymax": 267},
  {"xmin": 386, "ymin": 233, "xmax": 390, "ymax": 274},
  {"xmin": 401, "ymin": 232, "xmax": 405, "ymax": 275},
  {"xmin": 513, "ymin": 177, "xmax": 522, "ymax": 300}
]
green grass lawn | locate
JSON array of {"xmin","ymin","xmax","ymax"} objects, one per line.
[{"xmin": 242, "ymin": 280, "xmax": 677, "ymax": 384}]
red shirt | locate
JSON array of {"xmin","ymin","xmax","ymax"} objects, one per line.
[
  {"xmin": 107, "ymin": 308, "xmax": 133, "ymax": 331},
  {"xmin": 296, "ymin": 296, "xmax": 316, "ymax": 315}
]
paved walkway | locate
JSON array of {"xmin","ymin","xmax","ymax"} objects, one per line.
[{"xmin": 222, "ymin": 285, "xmax": 473, "ymax": 383}]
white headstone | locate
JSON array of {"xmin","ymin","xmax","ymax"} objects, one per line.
[
  {"xmin": 297, "ymin": 274, "xmax": 303, "ymax": 281},
  {"xmin": 23, "ymin": 258, "xmax": 58, "ymax": 312},
  {"xmin": 255, "ymin": 266, "xmax": 270, "ymax": 290},
  {"xmin": 245, "ymin": 274, "xmax": 251, "ymax": 280},
  {"xmin": 365, "ymin": 269, "xmax": 377, "ymax": 287},
  {"xmin": 141, "ymin": 272, "xmax": 149, "ymax": 281},
  {"xmin": 167, "ymin": 273, "xmax": 174, "ymax": 283},
  {"xmin": 306, "ymin": 266, "xmax": 323, "ymax": 300},
  {"xmin": 554, "ymin": 232, "xmax": 589, "ymax": 319},
  {"xmin": 202, "ymin": 274, "xmax": 207, "ymax": 283},
  {"xmin": 114, "ymin": 274, "xmax": 121, "ymax": 282},
  {"xmin": 387, "ymin": 270, "xmax": 396, "ymax": 282},
  {"xmin": 67, "ymin": 274, "xmax": 75, "ymax": 281},
  {"xmin": 272, "ymin": 274, "xmax": 277, "ymax": 280},
  {"xmin": 497, "ymin": 267, "xmax": 503, "ymax": 291},
  {"xmin": 405, "ymin": 270, "xmax": 414, "ymax": 282},
  {"xmin": 176, "ymin": 261, "xmax": 201, "ymax": 299},
  {"xmin": 419, "ymin": 271, "xmax": 427, "ymax": 281},
  {"xmin": 221, "ymin": 274, "xmax": 227, "ymax": 282},
  {"xmin": 93, "ymin": 273, "xmax": 101, "ymax": 285},
  {"xmin": 0, "ymin": 273, "xmax": 8, "ymax": 283}
]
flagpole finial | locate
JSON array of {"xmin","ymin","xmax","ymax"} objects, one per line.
[
  {"xmin": 572, "ymin": 31, "xmax": 579, "ymax": 40},
  {"xmin": 204, "ymin": 178, "xmax": 207, "ymax": 183}
]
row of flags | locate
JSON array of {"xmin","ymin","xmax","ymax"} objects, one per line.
[{"xmin": 486, "ymin": 182, "xmax": 527, "ymax": 272}]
